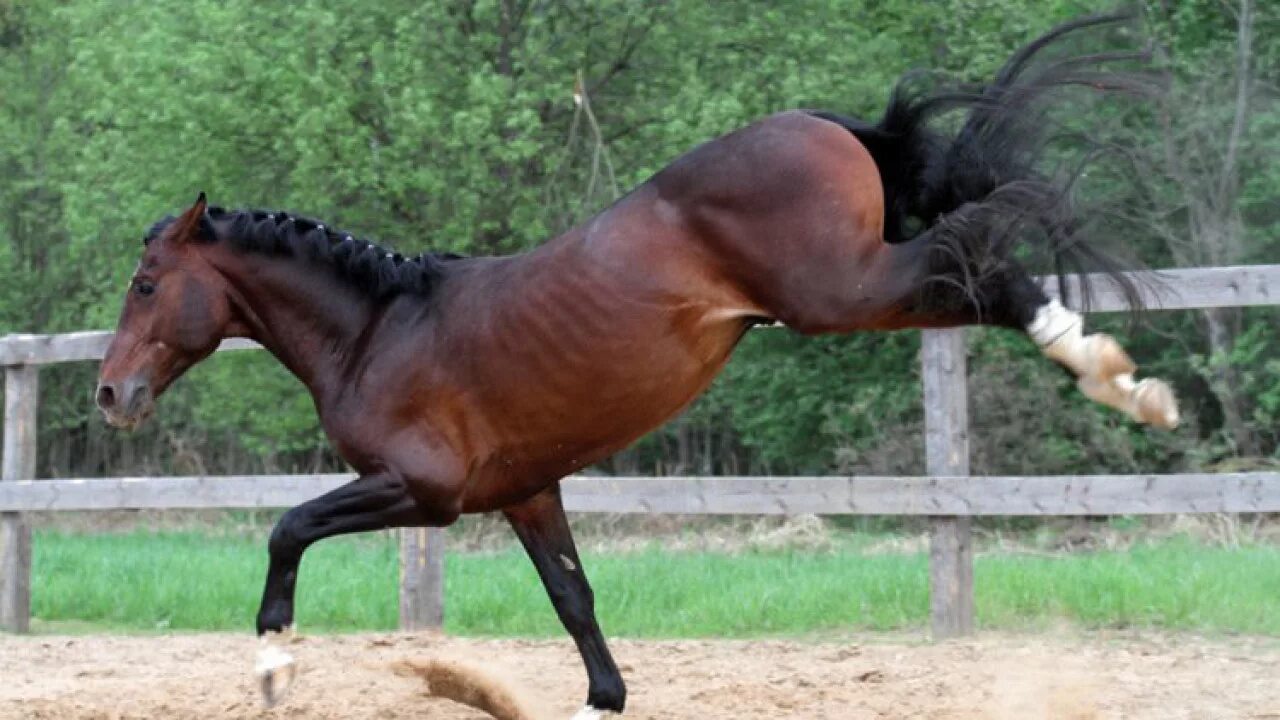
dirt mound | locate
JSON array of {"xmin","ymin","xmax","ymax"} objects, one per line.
[{"xmin": 2, "ymin": 631, "xmax": 1278, "ymax": 719}]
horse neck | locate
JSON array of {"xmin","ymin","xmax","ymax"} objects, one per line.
[{"xmin": 204, "ymin": 244, "xmax": 377, "ymax": 400}]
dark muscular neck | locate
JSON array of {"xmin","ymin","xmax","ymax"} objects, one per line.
[{"xmin": 201, "ymin": 242, "xmax": 378, "ymax": 402}]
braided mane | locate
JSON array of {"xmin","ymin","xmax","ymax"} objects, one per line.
[{"xmin": 145, "ymin": 207, "xmax": 462, "ymax": 299}]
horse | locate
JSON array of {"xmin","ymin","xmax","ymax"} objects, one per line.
[{"xmin": 95, "ymin": 14, "xmax": 1176, "ymax": 719}]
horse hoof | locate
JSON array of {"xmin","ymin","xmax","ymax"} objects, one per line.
[
  {"xmin": 1134, "ymin": 378, "xmax": 1179, "ymax": 429},
  {"xmin": 255, "ymin": 631, "xmax": 297, "ymax": 707},
  {"xmin": 571, "ymin": 706, "xmax": 620, "ymax": 719}
]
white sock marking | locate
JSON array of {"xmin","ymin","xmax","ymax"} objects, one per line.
[
  {"xmin": 1028, "ymin": 300, "xmax": 1085, "ymax": 364},
  {"xmin": 255, "ymin": 626, "xmax": 298, "ymax": 707},
  {"xmin": 254, "ymin": 639, "xmax": 294, "ymax": 675}
]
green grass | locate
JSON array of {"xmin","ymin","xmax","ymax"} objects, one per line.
[{"xmin": 31, "ymin": 530, "xmax": 1280, "ymax": 636}]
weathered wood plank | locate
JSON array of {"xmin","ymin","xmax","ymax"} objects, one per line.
[
  {"xmin": 399, "ymin": 527, "xmax": 445, "ymax": 630},
  {"xmin": 1041, "ymin": 264, "xmax": 1280, "ymax": 313},
  {"xmin": 0, "ymin": 331, "xmax": 259, "ymax": 366},
  {"xmin": 0, "ymin": 474, "xmax": 353, "ymax": 511},
  {"xmin": 929, "ymin": 517, "xmax": 972, "ymax": 635},
  {"xmin": 923, "ymin": 331, "xmax": 970, "ymax": 476},
  {"xmin": 6, "ymin": 473, "xmax": 1278, "ymax": 515},
  {"xmin": 922, "ymin": 328, "xmax": 974, "ymax": 639},
  {"xmin": 2, "ymin": 266, "xmax": 1274, "ymax": 365},
  {"xmin": 1, "ymin": 366, "xmax": 38, "ymax": 633}
]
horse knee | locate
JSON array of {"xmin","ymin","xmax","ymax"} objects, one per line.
[{"xmin": 267, "ymin": 508, "xmax": 316, "ymax": 561}]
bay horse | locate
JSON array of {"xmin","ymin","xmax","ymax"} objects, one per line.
[{"xmin": 96, "ymin": 14, "xmax": 1176, "ymax": 719}]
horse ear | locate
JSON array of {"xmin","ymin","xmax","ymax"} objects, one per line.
[{"xmin": 171, "ymin": 192, "xmax": 214, "ymax": 243}]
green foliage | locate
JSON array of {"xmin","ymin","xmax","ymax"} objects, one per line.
[
  {"xmin": 1189, "ymin": 312, "xmax": 1280, "ymax": 457},
  {"xmin": 1, "ymin": 0, "xmax": 1276, "ymax": 476},
  {"xmin": 716, "ymin": 331, "xmax": 923, "ymax": 474},
  {"xmin": 188, "ymin": 354, "xmax": 328, "ymax": 458}
]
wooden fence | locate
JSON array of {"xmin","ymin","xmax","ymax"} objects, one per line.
[{"xmin": 1, "ymin": 264, "xmax": 1278, "ymax": 636}]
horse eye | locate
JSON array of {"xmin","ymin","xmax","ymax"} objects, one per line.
[{"xmin": 135, "ymin": 281, "xmax": 156, "ymax": 297}]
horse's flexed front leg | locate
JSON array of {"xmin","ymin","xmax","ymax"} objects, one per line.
[{"xmin": 254, "ymin": 472, "xmax": 443, "ymax": 706}]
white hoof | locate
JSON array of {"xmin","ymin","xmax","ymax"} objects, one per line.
[
  {"xmin": 1133, "ymin": 377, "xmax": 1179, "ymax": 429},
  {"xmin": 571, "ymin": 705, "xmax": 620, "ymax": 720},
  {"xmin": 255, "ymin": 628, "xmax": 297, "ymax": 708}
]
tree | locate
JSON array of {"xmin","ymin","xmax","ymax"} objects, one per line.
[{"xmin": 1124, "ymin": 0, "xmax": 1278, "ymax": 457}]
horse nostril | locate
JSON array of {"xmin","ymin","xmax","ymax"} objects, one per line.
[
  {"xmin": 96, "ymin": 383, "xmax": 117, "ymax": 411},
  {"xmin": 123, "ymin": 381, "xmax": 150, "ymax": 414}
]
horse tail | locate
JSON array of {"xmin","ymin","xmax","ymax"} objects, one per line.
[{"xmin": 810, "ymin": 11, "xmax": 1161, "ymax": 314}]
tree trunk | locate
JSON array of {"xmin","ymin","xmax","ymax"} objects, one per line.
[{"xmin": 1203, "ymin": 306, "xmax": 1259, "ymax": 456}]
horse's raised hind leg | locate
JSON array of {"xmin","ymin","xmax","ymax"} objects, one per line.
[
  {"xmin": 1026, "ymin": 296, "xmax": 1179, "ymax": 428},
  {"xmin": 254, "ymin": 473, "xmax": 426, "ymax": 706},
  {"xmin": 981, "ymin": 270, "xmax": 1180, "ymax": 429},
  {"xmin": 836, "ymin": 242, "xmax": 1180, "ymax": 428},
  {"xmin": 503, "ymin": 485, "xmax": 625, "ymax": 719}
]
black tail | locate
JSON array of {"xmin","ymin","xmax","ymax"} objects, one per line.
[{"xmin": 811, "ymin": 11, "xmax": 1162, "ymax": 316}]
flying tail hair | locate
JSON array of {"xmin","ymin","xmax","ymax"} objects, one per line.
[{"xmin": 811, "ymin": 11, "xmax": 1164, "ymax": 319}]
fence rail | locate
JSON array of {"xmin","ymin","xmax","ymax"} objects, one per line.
[
  {"xmin": 3, "ymin": 265, "xmax": 1276, "ymax": 369},
  {"xmin": 1, "ymin": 264, "xmax": 1278, "ymax": 635},
  {"xmin": 6, "ymin": 472, "xmax": 1279, "ymax": 516}
]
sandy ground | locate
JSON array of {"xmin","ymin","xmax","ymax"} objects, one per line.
[{"xmin": 2, "ymin": 631, "xmax": 1279, "ymax": 720}]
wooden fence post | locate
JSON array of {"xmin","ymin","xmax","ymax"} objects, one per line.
[
  {"xmin": 921, "ymin": 329, "xmax": 973, "ymax": 638},
  {"xmin": 2, "ymin": 365, "xmax": 38, "ymax": 633},
  {"xmin": 399, "ymin": 526, "xmax": 445, "ymax": 630}
]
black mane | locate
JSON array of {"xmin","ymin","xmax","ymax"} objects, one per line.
[{"xmin": 145, "ymin": 207, "xmax": 462, "ymax": 299}]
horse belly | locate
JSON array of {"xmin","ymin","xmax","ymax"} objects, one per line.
[{"xmin": 458, "ymin": 308, "xmax": 747, "ymax": 511}]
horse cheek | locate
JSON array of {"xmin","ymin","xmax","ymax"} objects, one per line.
[{"xmin": 174, "ymin": 278, "xmax": 222, "ymax": 352}]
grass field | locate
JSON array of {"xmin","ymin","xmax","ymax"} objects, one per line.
[{"xmin": 32, "ymin": 529, "xmax": 1280, "ymax": 636}]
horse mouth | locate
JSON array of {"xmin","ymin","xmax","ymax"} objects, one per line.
[{"xmin": 101, "ymin": 404, "xmax": 154, "ymax": 431}]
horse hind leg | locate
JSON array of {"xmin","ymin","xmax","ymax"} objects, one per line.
[
  {"xmin": 749, "ymin": 232, "xmax": 1179, "ymax": 427},
  {"xmin": 1026, "ymin": 297, "xmax": 1179, "ymax": 429},
  {"xmin": 977, "ymin": 268, "xmax": 1178, "ymax": 428},
  {"xmin": 872, "ymin": 253, "xmax": 1180, "ymax": 429}
]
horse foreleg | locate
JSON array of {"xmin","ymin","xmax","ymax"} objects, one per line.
[
  {"xmin": 255, "ymin": 473, "xmax": 424, "ymax": 706},
  {"xmin": 504, "ymin": 484, "xmax": 626, "ymax": 718}
]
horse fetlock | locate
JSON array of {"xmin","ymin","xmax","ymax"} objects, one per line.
[
  {"xmin": 1031, "ymin": 304, "xmax": 1133, "ymax": 380},
  {"xmin": 255, "ymin": 626, "xmax": 298, "ymax": 707},
  {"xmin": 1082, "ymin": 333, "xmax": 1136, "ymax": 380},
  {"xmin": 256, "ymin": 597, "xmax": 295, "ymax": 635}
]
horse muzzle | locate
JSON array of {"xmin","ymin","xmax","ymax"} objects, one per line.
[{"xmin": 95, "ymin": 377, "xmax": 155, "ymax": 430}]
